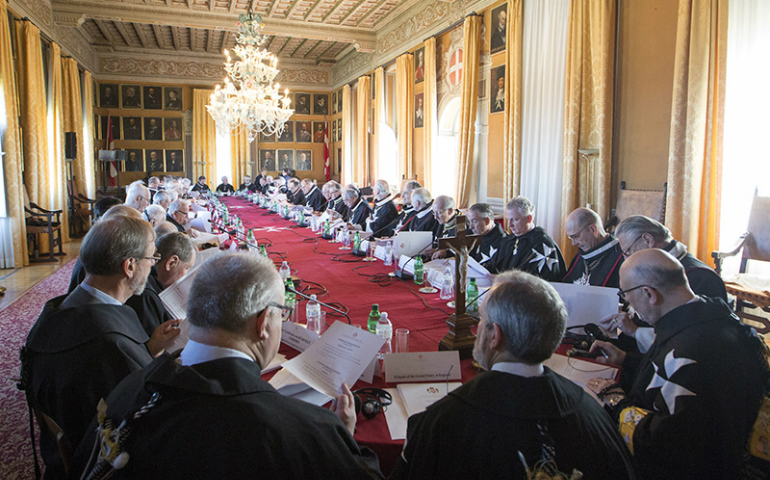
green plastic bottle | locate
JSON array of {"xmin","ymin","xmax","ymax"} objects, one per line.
[
  {"xmin": 414, "ymin": 256, "xmax": 424, "ymax": 285},
  {"xmin": 367, "ymin": 304, "xmax": 381, "ymax": 334},
  {"xmin": 285, "ymin": 279, "xmax": 296, "ymax": 315},
  {"xmin": 259, "ymin": 244, "xmax": 268, "ymax": 257},
  {"xmin": 467, "ymin": 278, "xmax": 479, "ymax": 314},
  {"xmin": 353, "ymin": 231, "xmax": 361, "ymax": 251},
  {"xmin": 324, "ymin": 219, "xmax": 331, "ymax": 236}
]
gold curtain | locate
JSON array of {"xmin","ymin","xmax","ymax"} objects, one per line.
[
  {"xmin": 455, "ymin": 15, "xmax": 481, "ymax": 209},
  {"xmin": 62, "ymin": 57, "xmax": 86, "ymax": 197},
  {"xmin": 0, "ymin": 0, "xmax": 28, "ymax": 266},
  {"xmin": 423, "ymin": 38, "xmax": 437, "ymax": 192},
  {"xmin": 373, "ymin": 66, "xmax": 385, "ymax": 183},
  {"xmin": 82, "ymin": 70, "xmax": 95, "ymax": 198},
  {"xmin": 396, "ymin": 53, "xmax": 414, "ymax": 181},
  {"xmin": 560, "ymin": 0, "xmax": 616, "ymax": 260},
  {"xmin": 341, "ymin": 84, "xmax": 352, "ymax": 186},
  {"xmin": 666, "ymin": 0, "xmax": 727, "ymax": 262},
  {"xmin": 502, "ymin": 0, "xmax": 524, "ymax": 210},
  {"xmin": 356, "ymin": 75, "xmax": 370, "ymax": 186},
  {"xmin": 49, "ymin": 43, "xmax": 69, "ymax": 243},
  {"xmin": 193, "ymin": 89, "xmax": 217, "ymax": 185},
  {"xmin": 230, "ymin": 129, "xmax": 248, "ymax": 186}
]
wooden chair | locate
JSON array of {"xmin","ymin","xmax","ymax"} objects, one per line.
[
  {"xmin": 712, "ymin": 192, "xmax": 770, "ymax": 333},
  {"xmin": 34, "ymin": 408, "xmax": 73, "ymax": 476},
  {"xmin": 606, "ymin": 181, "xmax": 667, "ymax": 232},
  {"xmin": 67, "ymin": 178, "xmax": 96, "ymax": 237},
  {"xmin": 24, "ymin": 189, "xmax": 65, "ymax": 263}
]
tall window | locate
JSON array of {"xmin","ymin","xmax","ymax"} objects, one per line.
[
  {"xmin": 433, "ymin": 97, "xmax": 461, "ymax": 198},
  {"xmin": 215, "ymin": 130, "xmax": 231, "ymax": 186},
  {"xmin": 719, "ymin": 0, "xmax": 770, "ymax": 275},
  {"xmin": 378, "ymin": 122, "xmax": 399, "ymax": 187}
]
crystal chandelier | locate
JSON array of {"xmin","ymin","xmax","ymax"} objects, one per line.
[{"xmin": 206, "ymin": 11, "xmax": 293, "ymax": 143}]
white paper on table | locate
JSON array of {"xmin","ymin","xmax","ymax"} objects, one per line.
[
  {"xmin": 466, "ymin": 257, "xmax": 492, "ymax": 288},
  {"xmin": 358, "ymin": 357, "xmax": 377, "ymax": 384},
  {"xmin": 268, "ymin": 368, "xmax": 333, "ymax": 406},
  {"xmin": 158, "ymin": 263, "xmax": 202, "ymax": 319},
  {"xmin": 189, "ymin": 231, "xmax": 228, "ymax": 246},
  {"xmin": 383, "ymin": 387, "xmax": 409, "ymax": 440},
  {"xmin": 270, "ymin": 193, "xmax": 287, "ymax": 203},
  {"xmin": 260, "ymin": 353, "xmax": 287, "ymax": 375},
  {"xmin": 396, "ymin": 382, "xmax": 463, "ymax": 418},
  {"xmin": 281, "ymin": 321, "xmax": 385, "ymax": 398},
  {"xmin": 188, "ymin": 216, "xmax": 212, "ymax": 233},
  {"xmin": 548, "ymin": 282, "xmax": 620, "ymax": 329},
  {"xmin": 383, "ymin": 351, "xmax": 462, "ymax": 383},
  {"xmin": 281, "ymin": 321, "xmax": 320, "ymax": 352},
  {"xmin": 543, "ymin": 354, "xmax": 618, "ymax": 403},
  {"xmin": 163, "ymin": 319, "xmax": 190, "ymax": 354}
]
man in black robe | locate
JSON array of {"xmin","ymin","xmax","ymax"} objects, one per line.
[
  {"xmin": 485, "ymin": 196, "xmax": 565, "ymax": 282},
  {"xmin": 562, "ymin": 207, "xmax": 624, "ymax": 287},
  {"xmin": 343, "ymin": 186, "xmax": 371, "ymax": 230},
  {"xmin": 21, "ymin": 216, "xmax": 180, "ymax": 479},
  {"xmin": 429, "ymin": 195, "xmax": 460, "ymax": 259},
  {"xmin": 404, "ymin": 187, "xmax": 440, "ymax": 237},
  {"xmin": 392, "ymin": 270, "xmax": 635, "ymax": 480},
  {"xmin": 216, "ymin": 176, "xmax": 235, "ymax": 195},
  {"xmin": 166, "ymin": 199, "xmax": 190, "ymax": 233},
  {"xmin": 301, "ymin": 178, "xmax": 326, "ymax": 211},
  {"xmin": 71, "ymin": 253, "xmax": 383, "ymax": 480},
  {"xmin": 363, "ymin": 180, "xmax": 398, "ymax": 234},
  {"xmin": 466, "ymin": 202, "xmax": 505, "ymax": 265},
  {"xmin": 589, "ymin": 249, "xmax": 768, "ymax": 480},
  {"xmin": 323, "ymin": 181, "xmax": 349, "ymax": 219},
  {"xmin": 238, "ymin": 175, "xmax": 253, "ymax": 192},
  {"xmin": 287, "ymin": 178, "xmax": 305, "ymax": 205},
  {"xmin": 191, "ymin": 176, "xmax": 210, "ymax": 194},
  {"xmin": 68, "ymin": 197, "xmax": 123, "ymax": 293},
  {"xmin": 373, "ymin": 180, "xmax": 421, "ymax": 238}
]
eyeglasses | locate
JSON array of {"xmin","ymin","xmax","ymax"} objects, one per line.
[
  {"xmin": 142, "ymin": 252, "xmax": 162, "ymax": 265},
  {"xmin": 622, "ymin": 234, "xmax": 645, "ymax": 257},
  {"xmin": 566, "ymin": 224, "xmax": 590, "ymax": 240},
  {"xmin": 260, "ymin": 302, "xmax": 294, "ymax": 322},
  {"xmin": 617, "ymin": 284, "xmax": 656, "ymax": 301}
]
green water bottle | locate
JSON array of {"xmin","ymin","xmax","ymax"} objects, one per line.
[
  {"xmin": 285, "ymin": 279, "xmax": 296, "ymax": 316},
  {"xmin": 467, "ymin": 278, "xmax": 479, "ymax": 314},
  {"xmin": 324, "ymin": 219, "xmax": 331, "ymax": 236},
  {"xmin": 259, "ymin": 244, "xmax": 268, "ymax": 257},
  {"xmin": 367, "ymin": 304, "xmax": 381, "ymax": 334},
  {"xmin": 353, "ymin": 231, "xmax": 361, "ymax": 251},
  {"xmin": 284, "ymin": 204, "xmax": 290, "ymax": 218},
  {"xmin": 414, "ymin": 256, "xmax": 424, "ymax": 285}
]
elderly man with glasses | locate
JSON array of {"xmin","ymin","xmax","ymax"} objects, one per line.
[
  {"xmin": 587, "ymin": 249, "xmax": 769, "ymax": 480},
  {"xmin": 71, "ymin": 253, "xmax": 384, "ymax": 480},
  {"xmin": 21, "ymin": 216, "xmax": 180, "ymax": 479},
  {"xmin": 562, "ymin": 207, "xmax": 624, "ymax": 287}
]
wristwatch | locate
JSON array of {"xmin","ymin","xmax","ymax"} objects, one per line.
[{"xmin": 608, "ymin": 394, "xmax": 626, "ymax": 407}]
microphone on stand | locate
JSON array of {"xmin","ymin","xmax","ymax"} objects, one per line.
[
  {"xmin": 286, "ymin": 285, "xmax": 351, "ymax": 325},
  {"xmin": 391, "ymin": 239, "xmax": 437, "ymax": 280}
]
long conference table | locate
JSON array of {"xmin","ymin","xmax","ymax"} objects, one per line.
[{"xmin": 217, "ymin": 196, "xmax": 479, "ymax": 475}]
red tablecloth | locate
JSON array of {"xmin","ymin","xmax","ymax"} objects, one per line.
[{"xmin": 217, "ymin": 197, "xmax": 480, "ymax": 475}]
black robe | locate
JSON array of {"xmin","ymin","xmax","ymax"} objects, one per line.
[
  {"xmin": 124, "ymin": 276, "xmax": 173, "ymax": 337},
  {"xmin": 67, "ymin": 257, "xmax": 86, "ymax": 293},
  {"xmin": 166, "ymin": 214, "xmax": 185, "ymax": 233},
  {"xmin": 366, "ymin": 196, "xmax": 399, "ymax": 234},
  {"xmin": 216, "ymin": 183, "xmax": 235, "ymax": 194},
  {"xmin": 288, "ymin": 188, "xmax": 306, "ymax": 206},
  {"xmin": 437, "ymin": 214, "xmax": 458, "ymax": 240},
  {"xmin": 374, "ymin": 206, "xmax": 415, "ymax": 238},
  {"xmin": 664, "ymin": 240, "xmax": 727, "ymax": 301},
  {"xmin": 191, "ymin": 183, "xmax": 210, "ymax": 194},
  {"xmin": 485, "ymin": 226, "xmax": 566, "ymax": 282},
  {"xmin": 469, "ymin": 223, "xmax": 506, "ymax": 265},
  {"xmin": 406, "ymin": 203, "xmax": 441, "ymax": 238},
  {"xmin": 618, "ymin": 297, "xmax": 767, "ymax": 479},
  {"xmin": 70, "ymin": 356, "xmax": 384, "ymax": 480},
  {"xmin": 304, "ymin": 186, "xmax": 327, "ymax": 212},
  {"xmin": 326, "ymin": 196, "xmax": 349, "ymax": 219},
  {"xmin": 346, "ymin": 198, "xmax": 371, "ymax": 229},
  {"xmin": 391, "ymin": 369, "xmax": 635, "ymax": 480},
  {"xmin": 22, "ymin": 287, "xmax": 152, "ymax": 479},
  {"xmin": 238, "ymin": 182, "xmax": 254, "ymax": 191},
  {"xmin": 562, "ymin": 235, "xmax": 624, "ymax": 287}
]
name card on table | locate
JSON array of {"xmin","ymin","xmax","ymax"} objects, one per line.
[
  {"xmin": 281, "ymin": 321, "xmax": 320, "ymax": 352},
  {"xmin": 383, "ymin": 351, "xmax": 462, "ymax": 383}
]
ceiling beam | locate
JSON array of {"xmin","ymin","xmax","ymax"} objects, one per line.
[
  {"xmin": 210, "ymin": 0, "xmax": 216, "ymax": 11},
  {"xmin": 166, "ymin": 0, "xmax": 173, "ymax": 6},
  {"xmin": 152, "ymin": 24, "xmax": 167, "ymax": 49},
  {"xmin": 303, "ymin": 39, "xmax": 321, "ymax": 59},
  {"xmin": 206, "ymin": 30, "xmax": 216, "ymax": 53},
  {"xmin": 290, "ymin": 38, "xmax": 306, "ymax": 57},
  {"xmin": 284, "ymin": 0, "xmax": 303, "ymax": 20},
  {"xmin": 229, "ymin": 0, "xmax": 238, "ymax": 14},
  {"xmin": 266, "ymin": 0, "xmax": 279, "ymax": 18},
  {"xmin": 133, "ymin": 23, "xmax": 150, "ymax": 48},
  {"xmin": 321, "ymin": 0, "xmax": 349, "ymax": 22},
  {"xmin": 171, "ymin": 26, "xmax": 181, "ymax": 50},
  {"xmin": 356, "ymin": 0, "xmax": 389, "ymax": 27},
  {"xmin": 303, "ymin": 0, "xmax": 323, "ymax": 21},
  {"xmin": 221, "ymin": 31, "xmax": 230, "ymax": 53},
  {"xmin": 112, "ymin": 21, "xmax": 133, "ymax": 46},
  {"xmin": 93, "ymin": 19, "xmax": 116, "ymax": 44},
  {"xmin": 316, "ymin": 41, "xmax": 336, "ymax": 59},
  {"xmin": 336, "ymin": 0, "xmax": 368, "ymax": 25}
]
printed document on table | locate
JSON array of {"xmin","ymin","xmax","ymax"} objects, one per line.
[
  {"xmin": 281, "ymin": 321, "xmax": 385, "ymax": 398},
  {"xmin": 548, "ymin": 282, "xmax": 619, "ymax": 328},
  {"xmin": 543, "ymin": 353, "xmax": 618, "ymax": 402},
  {"xmin": 159, "ymin": 263, "xmax": 202, "ymax": 319},
  {"xmin": 396, "ymin": 382, "xmax": 462, "ymax": 418}
]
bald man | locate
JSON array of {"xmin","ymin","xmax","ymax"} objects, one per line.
[
  {"xmin": 562, "ymin": 207, "xmax": 624, "ymax": 287},
  {"xmin": 587, "ymin": 249, "xmax": 769, "ymax": 480}
]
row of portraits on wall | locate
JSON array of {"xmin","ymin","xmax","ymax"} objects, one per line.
[
  {"xmin": 259, "ymin": 149, "xmax": 313, "ymax": 172},
  {"xmin": 99, "ymin": 84, "xmax": 183, "ymax": 111},
  {"xmin": 259, "ymin": 120, "xmax": 342, "ymax": 143},
  {"xmin": 116, "ymin": 149, "xmax": 184, "ymax": 173},
  {"xmin": 99, "ymin": 116, "xmax": 184, "ymax": 141}
]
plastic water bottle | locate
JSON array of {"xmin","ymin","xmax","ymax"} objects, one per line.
[
  {"xmin": 306, "ymin": 294, "xmax": 322, "ymax": 334},
  {"xmin": 375, "ymin": 312, "xmax": 392, "ymax": 359},
  {"xmin": 384, "ymin": 241, "xmax": 393, "ymax": 266},
  {"xmin": 259, "ymin": 245, "xmax": 268, "ymax": 257},
  {"xmin": 279, "ymin": 261, "xmax": 291, "ymax": 281},
  {"xmin": 467, "ymin": 278, "xmax": 479, "ymax": 314},
  {"xmin": 414, "ymin": 256, "xmax": 424, "ymax": 285},
  {"xmin": 440, "ymin": 267, "xmax": 454, "ymax": 300},
  {"xmin": 284, "ymin": 279, "xmax": 296, "ymax": 320},
  {"xmin": 324, "ymin": 219, "xmax": 331, "ymax": 237},
  {"xmin": 353, "ymin": 231, "xmax": 361, "ymax": 251},
  {"xmin": 367, "ymin": 304, "xmax": 380, "ymax": 334}
]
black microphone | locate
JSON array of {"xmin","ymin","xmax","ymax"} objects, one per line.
[
  {"xmin": 286, "ymin": 285, "xmax": 351, "ymax": 325},
  {"xmin": 392, "ymin": 240, "xmax": 435, "ymax": 280}
]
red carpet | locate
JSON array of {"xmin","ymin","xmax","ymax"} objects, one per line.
[{"xmin": 0, "ymin": 259, "xmax": 76, "ymax": 480}]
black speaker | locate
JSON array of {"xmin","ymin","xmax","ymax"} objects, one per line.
[{"xmin": 65, "ymin": 132, "xmax": 77, "ymax": 159}]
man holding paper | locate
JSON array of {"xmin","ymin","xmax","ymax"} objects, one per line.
[
  {"xmin": 391, "ymin": 271, "xmax": 634, "ymax": 479},
  {"xmin": 71, "ymin": 253, "xmax": 384, "ymax": 480}
]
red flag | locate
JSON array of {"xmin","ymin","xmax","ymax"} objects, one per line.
[
  {"xmin": 105, "ymin": 115, "xmax": 118, "ymax": 186},
  {"xmin": 323, "ymin": 122, "xmax": 331, "ymax": 182}
]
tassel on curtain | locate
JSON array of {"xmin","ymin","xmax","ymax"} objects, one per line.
[
  {"xmin": 193, "ymin": 89, "xmax": 217, "ymax": 186},
  {"xmin": 396, "ymin": 54, "xmax": 414, "ymax": 181},
  {"xmin": 666, "ymin": 0, "xmax": 727, "ymax": 262},
  {"xmin": 455, "ymin": 15, "xmax": 482, "ymax": 209}
]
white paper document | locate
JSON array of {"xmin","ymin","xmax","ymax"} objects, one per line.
[
  {"xmin": 396, "ymin": 382, "xmax": 463, "ymax": 417},
  {"xmin": 268, "ymin": 368, "xmax": 333, "ymax": 406},
  {"xmin": 281, "ymin": 321, "xmax": 385, "ymax": 398},
  {"xmin": 543, "ymin": 353, "xmax": 618, "ymax": 402},
  {"xmin": 548, "ymin": 282, "xmax": 620, "ymax": 328},
  {"xmin": 383, "ymin": 387, "xmax": 409, "ymax": 440},
  {"xmin": 281, "ymin": 321, "xmax": 320, "ymax": 352},
  {"xmin": 383, "ymin": 351, "xmax": 462, "ymax": 383},
  {"xmin": 158, "ymin": 263, "xmax": 202, "ymax": 320},
  {"xmin": 163, "ymin": 319, "xmax": 190, "ymax": 354},
  {"xmin": 261, "ymin": 353, "xmax": 287, "ymax": 375}
]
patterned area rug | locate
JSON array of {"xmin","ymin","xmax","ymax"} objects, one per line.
[{"xmin": 0, "ymin": 259, "xmax": 76, "ymax": 479}]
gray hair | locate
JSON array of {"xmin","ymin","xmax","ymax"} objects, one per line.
[
  {"xmin": 155, "ymin": 221, "xmax": 178, "ymax": 238},
  {"xmin": 80, "ymin": 216, "xmax": 155, "ymax": 276},
  {"xmin": 374, "ymin": 179, "xmax": 390, "ymax": 196},
  {"xmin": 469, "ymin": 203, "xmax": 495, "ymax": 220},
  {"xmin": 167, "ymin": 199, "xmax": 188, "ymax": 216},
  {"xmin": 156, "ymin": 231, "xmax": 196, "ymax": 264},
  {"xmin": 187, "ymin": 253, "xmax": 283, "ymax": 333},
  {"xmin": 179, "ymin": 178, "xmax": 192, "ymax": 188},
  {"xmin": 325, "ymin": 180, "xmax": 342, "ymax": 193},
  {"xmin": 434, "ymin": 195, "xmax": 455, "ymax": 211},
  {"xmin": 616, "ymin": 215, "xmax": 673, "ymax": 244},
  {"xmin": 288, "ymin": 178, "xmax": 300, "ymax": 188},
  {"xmin": 144, "ymin": 204, "xmax": 166, "ymax": 225},
  {"xmin": 125, "ymin": 182, "xmax": 150, "ymax": 210},
  {"xmin": 506, "ymin": 196, "xmax": 535, "ymax": 216},
  {"xmin": 102, "ymin": 204, "xmax": 143, "ymax": 220},
  {"xmin": 167, "ymin": 190, "xmax": 179, "ymax": 203},
  {"xmin": 343, "ymin": 186, "xmax": 360, "ymax": 200},
  {"xmin": 153, "ymin": 190, "xmax": 170, "ymax": 206},
  {"xmin": 411, "ymin": 187, "xmax": 432, "ymax": 206},
  {"xmin": 483, "ymin": 270, "xmax": 567, "ymax": 364},
  {"xmin": 148, "ymin": 176, "xmax": 160, "ymax": 187},
  {"xmin": 403, "ymin": 180, "xmax": 421, "ymax": 192}
]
